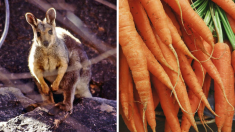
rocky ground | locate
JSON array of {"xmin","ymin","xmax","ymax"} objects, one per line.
[{"xmin": 0, "ymin": 87, "xmax": 116, "ymax": 132}]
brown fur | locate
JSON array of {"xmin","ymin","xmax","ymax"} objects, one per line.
[{"xmin": 25, "ymin": 8, "xmax": 92, "ymax": 112}]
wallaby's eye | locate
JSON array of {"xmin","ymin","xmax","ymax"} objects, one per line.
[
  {"xmin": 48, "ymin": 30, "xmax": 53, "ymax": 35},
  {"xmin": 37, "ymin": 32, "xmax": 41, "ymax": 37}
]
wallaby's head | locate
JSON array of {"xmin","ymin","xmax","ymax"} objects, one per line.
[{"xmin": 25, "ymin": 8, "xmax": 57, "ymax": 47}]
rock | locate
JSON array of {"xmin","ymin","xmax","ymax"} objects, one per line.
[
  {"xmin": 101, "ymin": 78, "xmax": 116, "ymax": 100},
  {"xmin": 0, "ymin": 87, "xmax": 116, "ymax": 132},
  {"xmin": 0, "ymin": 87, "xmax": 35, "ymax": 122}
]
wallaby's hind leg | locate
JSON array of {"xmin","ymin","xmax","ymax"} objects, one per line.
[{"xmin": 55, "ymin": 71, "xmax": 78, "ymax": 112}]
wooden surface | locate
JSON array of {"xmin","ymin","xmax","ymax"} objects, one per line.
[{"xmin": 119, "ymin": 115, "xmax": 235, "ymax": 132}]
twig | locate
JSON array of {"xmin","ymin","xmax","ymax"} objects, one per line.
[
  {"xmin": 0, "ymin": 0, "xmax": 10, "ymax": 49},
  {"xmin": 95, "ymin": 0, "xmax": 116, "ymax": 10}
]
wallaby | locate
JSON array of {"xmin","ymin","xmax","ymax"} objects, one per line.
[{"xmin": 25, "ymin": 8, "xmax": 92, "ymax": 113}]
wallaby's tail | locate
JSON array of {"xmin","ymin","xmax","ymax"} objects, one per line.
[{"xmin": 75, "ymin": 49, "xmax": 92, "ymax": 98}]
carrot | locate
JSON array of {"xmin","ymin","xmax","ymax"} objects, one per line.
[
  {"xmin": 119, "ymin": 0, "xmax": 151, "ymax": 119},
  {"xmin": 140, "ymin": 0, "xmax": 182, "ymax": 90},
  {"xmin": 119, "ymin": 47, "xmax": 131, "ymax": 118},
  {"xmin": 120, "ymin": 102, "xmax": 137, "ymax": 132},
  {"xmin": 140, "ymin": 0, "xmax": 181, "ymax": 77},
  {"xmin": 165, "ymin": 12, "xmax": 200, "ymax": 62},
  {"xmin": 175, "ymin": 15, "xmax": 211, "ymax": 57},
  {"xmin": 164, "ymin": 94, "xmax": 180, "ymax": 132},
  {"xmin": 141, "ymin": 0, "xmax": 183, "ymax": 81},
  {"xmin": 180, "ymin": 90, "xmax": 201, "ymax": 132},
  {"xmin": 197, "ymin": 74, "xmax": 211, "ymax": 130},
  {"xmin": 137, "ymin": 42, "xmax": 160, "ymax": 131},
  {"xmin": 181, "ymin": 25, "xmax": 233, "ymax": 111},
  {"xmin": 178, "ymin": 48, "xmax": 209, "ymax": 131},
  {"xmin": 226, "ymin": 12, "xmax": 235, "ymax": 34},
  {"xmin": 162, "ymin": 1, "xmax": 182, "ymax": 36},
  {"xmin": 122, "ymin": 88, "xmax": 146, "ymax": 132},
  {"xmin": 152, "ymin": 87, "xmax": 160, "ymax": 109},
  {"xmin": 212, "ymin": 42, "xmax": 234, "ymax": 132},
  {"xmin": 176, "ymin": 49, "xmax": 216, "ymax": 115},
  {"xmin": 232, "ymin": 50, "xmax": 235, "ymax": 73},
  {"xmin": 156, "ymin": 35, "xmax": 198, "ymax": 131},
  {"xmin": 164, "ymin": 0, "xmax": 214, "ymax": 47},
  {"xmin": 120, "ymin": 47, "xmax": 138, "ymax": 132},
  {"xmin": 134, "ymin": 86, "xmax": 147, "ymax": 132},
  {"xmin": 145, "ymin": 87, "xmax": 156, "ymax": 132},
  {"xmin": 211, "ymin": 0, "xmax": 235, "ymax": 21},
  {"xmin": 128, "ymin": 0, "xmax": 173, "ymax": 70},
  {"xmin": 132, "ymin": 102, "xmax": 145, "ymax": 132},
  {"xmin": 203, "ymin": 39, "xmax": 213, "ymax": 55},
  {"xmin": 164, "ymin": 121, "xmax": 172, "ymax": 132},
  {"xmin": 139, "ymin": 0, "xmax": 171, "ymax": 46},
  {"xmin": 140, "ymin": 37, "xmax": 174, "ymax": 91},
  {"xmin": 221, "ymin": 67, "xmax": 235, "ymax": 132},
  {"xmin": 151, "ymin": 75, "xmax": 181, "ymax": 132},
  {"xmin": 125, "ymin": 50, "xmax": 137, "ymax": 130}
]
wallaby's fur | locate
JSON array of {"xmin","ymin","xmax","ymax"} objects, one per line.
[{"xmin": 25, "ymin": 8, "xmax": 92, "ymax": 112}]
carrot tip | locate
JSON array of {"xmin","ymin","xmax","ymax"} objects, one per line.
[{"xmin": 123, "ymin": 109, "xmax": 129, "ymax": 120}]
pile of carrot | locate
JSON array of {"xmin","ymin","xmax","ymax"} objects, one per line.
[{"xmin": 119, "ymin": 0, "xmax": 235, "ymax": 132}]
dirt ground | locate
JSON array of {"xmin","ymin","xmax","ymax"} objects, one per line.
[{"xmin": 0, "ymin": 0, "xmax": 116, "ymax": 100}]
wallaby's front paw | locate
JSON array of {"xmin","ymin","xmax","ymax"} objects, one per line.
[
  {"xmin": 51, "ymin": 81, "xmax": 59, "ymax": 92},
  {"xmin": 55, "ymin": 102, "xmax": 72, "ymax": 113},
  {"xmin": 41, "ymin": 83, "xmax": 50, "ymax": 94}
]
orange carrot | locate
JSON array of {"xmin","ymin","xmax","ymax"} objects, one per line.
[
  {"xmin": 128, "ymin": 0, "xmax": 172, "ymax": 70},
  {"xmin": 181, "ymin": 90, "xmax": 200, "ymax": 132},
  {"xmin": 132, "ymin": 102, "xmax": 145, "ymax": 132},
  {"xmin": 119, "ymin": 48, "xmax": 131, "ymax": 118},
  {"xmin": 175, "ymin": 16, "xmax": 210, "ymax": 56},
  {"xmin": 164, "ymin": 93, "xmax": 180, "ymax": 132},
  {"xmin": 120, "ymin": 48, "xmax": 137, "ymax": 132},
  {"xmin": 211, "ymin": 0, "xmax": 235, "ymax": 21},
  {"xmin": 232, "ymin": 50, "xmax": 235, "ymax": 73},
  {"xmin": 181, "ymin": 25, "xmax": 233, "ymax": 111},
  {"xmin": 178, "ymin": 48, "xmax": 208, "ymax": 131},
  {"xmin": 140, "ymin": 0, "xmax": 181, "ymax": 73},
  {"xmin": 162, "ymin": 1, "xmax": 182, "ymax": 36},
  {"xmin": 134, "ymin": 86, "xmax": 147, "ymax": 132},
  {"xmin": 165, "ymin": 13, "xmax": 199, "ymax": 62},
  {"xmin": 197, "ymin": 74, "xmax": 211, "ymax": 128},
  {"xmin": 221, "ymin": 67, "xmax": 235, "ymax": 132},
  {"xmin": 176, "ymin": 49, "xmax": 215, "ymax": 115},
  {"xmin": 145, "ymin": 87, "xmax": 156, "ymax": 132},
  {"xmin": 140, "ymin": 0, "xmax": 172, "ymax": 46},
  {"xmin": 120, "ymin": 102, "xmax": 137, "ymax": 132},
  {"xmin": 212, "ymin": 43, "xmax": 233, "ymax": 132},
  {"xmin": 164, "ymin": 121, "xmax": 172, "ymax": 132},
  {"xmin": 156, "ymin": 34, "xmax": 198, "ymax": 131},
  {"xmin": 164, "ymin": 0, "xmax": 214, "ymax": 47},
  {"xmin": 152, "ymin": 87, "xmax": 160, "ymax": 109},
  {"xmin": 121, "ymin": 90, "xmax": 145, "ymax": 132},
  {"xmin": 226, "ymin": 13, "xmax": 235, "ymax": 34},
  {"xmin": 152, "ymin": 75, "xmax": 181, "ymax": 132},
  {"xmin": 140, "ymin": 38, "xmax": 174, "ymax": 91},
  {"xmin": 119, "ymin": 0, "xmax": 151, "ymax": 114}
]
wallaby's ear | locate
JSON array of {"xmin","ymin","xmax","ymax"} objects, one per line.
[
  {"xmin": 25, "ymin": 13, "xmax": 37, "ymax": 27},
  {"xmin": 46, "ymin": 8, "xmax": 56, "ymax": 25}
]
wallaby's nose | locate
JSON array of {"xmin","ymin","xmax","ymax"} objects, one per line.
[{"xmin": 43, "ymin": 41, "xmax": 49, "ymax": 47}]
